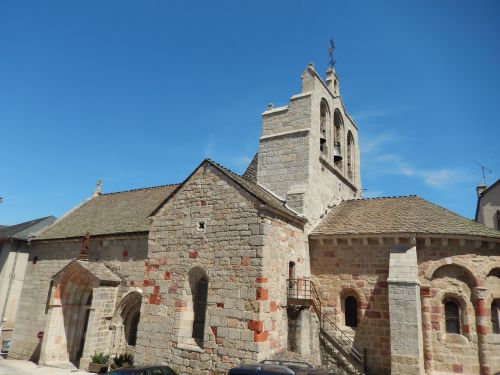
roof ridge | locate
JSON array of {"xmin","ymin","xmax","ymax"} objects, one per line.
[
  {"xmin": 101, "ymin": 183, "xmax": 179, "ymax": 196},
  {"xmin": 347, "ymin": 195, "xmax": 419, "ymax": 201}
]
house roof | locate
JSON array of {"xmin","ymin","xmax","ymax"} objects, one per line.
[
  {"xmin": 311, "ymin": 195, "xmax": 500, "ymax": 239},
  {"xmin": 242, "ymin": 153, "xmax": 258, "ymax": 182},
  {"xmin": 0, "ymin": 216, "xmax": 56, "ymax": 241},
  {"xmin": 150, "ymin": 159, "xmax": 304, "ymax": 222},
  {"xmin": 52, "ymin": 260, "xmax": 121, "ymax": 285},
  {"xmin": 36, "ymin": 185, "xmax": 178, "ymax": 240}
]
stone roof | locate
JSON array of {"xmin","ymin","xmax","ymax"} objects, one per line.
[
  {"xmin": 36, "ymin": 185, "xmax": 178, "ymax": 240},
  {"xmin": 311, "ymin": 196, "xmax": 500, "ymax": 239},
  {"xmin": 150, "ymin": 159, "xmax": 304, "ymax": 222},
  {"xmin": 0, "ymin": 216, "xmax": 56, "ymax": 241},
  {"xmin": 52, "ymin": 259, "xmax": 121, "ymax": 285},
  {"xmin": 242, "ymin": 153, "xmax": 258, "ymax": 182}
]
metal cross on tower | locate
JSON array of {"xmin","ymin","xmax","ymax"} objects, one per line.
[{"xmin": 328, "ymin": 37, "xmax": 336, "ymax": 68}]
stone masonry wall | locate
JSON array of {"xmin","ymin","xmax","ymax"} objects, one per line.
[
  {"xmin": 260, "ymin": 213, "xmax": 308, "ymax": 358},
  {"xmin": 136, "ymin": 163, "xmax": 306, "ymax": 374},
  {"xmin": 257, "ymin": 65, "xmax": 361, "ymax": 230},
  {"xmin": 417, "ymin": 239, "xmax": 500, "ymax": 375},
  {"xmin": 309, "ymin": 237, "xmax": 393, "ymax": 375},
  {"xmin": 9, "ymin": 235, "xmax": 148, "ymax": 363}
]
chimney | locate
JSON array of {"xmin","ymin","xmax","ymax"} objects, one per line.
[{"xmin": 476, "ymin": 185, "xmax": 487, "ymax": 197}]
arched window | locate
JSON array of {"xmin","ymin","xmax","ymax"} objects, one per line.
[
  {"xmin": 347, "ymin": 131, "xmax": 354, "ymax": 181},
  {"xmin": 444, "ymin": 300, "xmax": 461, "ymax": 334},
  {"xmin": 127, "ymin": 311, "xmax": 140, "ymax": 346},
  {"xmin": 344, "ymin": 296, "xmax": 358, "ymax": 328},
  {"xmin": 320, "ymin": 100, "xmax": 330, "ymax": 156},
  {"xmin": 333, "ymin": 110, "xmax": 343, "ymax": 167},
  {"xmin": 492, "ymin": 299, "xmax": 500, "ymax": 334},
  {"xmin": 189, "ymin": 268, "xmax": 208, "ymax": 343}
]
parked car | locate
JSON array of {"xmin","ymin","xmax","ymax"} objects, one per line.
[
  {"xmin": 259, "ymin": 360, "xmax": 331, "ymax": 375},
  {"xmin": 107, "ymin": 365, "xmax": 176, "ymax": 375},
  {"xmin": 229, "ymin": 363, "xmax": 295, "ymax": 375}
]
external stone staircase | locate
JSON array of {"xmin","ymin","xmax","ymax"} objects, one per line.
[{"xmin": 287, "ymin": 279, "xmax": 366, "ymax": 375}]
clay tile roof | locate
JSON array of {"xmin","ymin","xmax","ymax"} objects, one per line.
[
  {"xmin": 36, "ymin": 184, "xmax": 178, "ymax": 240},
  {"xmin": 206, "ymin": 160, "xmax": 304, "ymax": 222},
  {"xmin": 311, "ymin": 196, "xmax": 500, "ymax": 239},
  {"xmin": 242, "ymin": 153, "xmax": 258, "ymax": 182}
]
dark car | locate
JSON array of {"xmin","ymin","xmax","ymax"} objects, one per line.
[
  {"xmin": 229, "ymin": 363, "xmax": 295, "ymax": 375},
  {"xmin": 107, "ymin": 365, "xmax": 176, "ymax": 375},
  {"xmin": 259, "ymin": 360, "xmax": 332, "ymax": 375}
]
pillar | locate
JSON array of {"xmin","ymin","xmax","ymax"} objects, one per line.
[
  {"xmin": 474, "ymin": 287, "xmax": 490, "ymax": 375},
  {"xmin": 420, "ymin": 286, "xmax": 433, "ymax": 374},
  {"xmin": 387, "ymin": 244, "xmax": 424, "ymax": 375}
]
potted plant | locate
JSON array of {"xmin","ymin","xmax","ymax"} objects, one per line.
[
  {"xmin": 89, "ymin": 352, "xmax": 110, "ymax": 373},
  {"xmin": 110, "ymin": 353, "xmax": 134, "ymax": 370}
]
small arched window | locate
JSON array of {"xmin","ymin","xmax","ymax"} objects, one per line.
[
  {"xmin": 492, "ymin": 299, "xmax": 500, "ymax": 334},
  {"xmin": 444, "ymin": 300, "xmax": 461, "ymax": 334},
  {"xmin": 344, "ymin": 296, "xmax": 358, "ymax": 328},
  {"xmin": 347, "ymin": 131, "xmax": 355, "ymax": 181},
  {"xmin": 190, "ymin": 269, "xmax": 208, "ymax": 342},
  {"xmin": 320, "ymin": 100, "xmax": 329, "ymax": 156}
]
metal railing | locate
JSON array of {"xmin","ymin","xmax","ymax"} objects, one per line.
[{"xmin": 287, "ymin": 278, "xmax": 366, "ymax": 373}]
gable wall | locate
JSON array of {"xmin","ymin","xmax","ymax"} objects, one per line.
[
  {"xmin": 477, "ymin": 186, "xmax": 500, "ymax": 230},
  {"xmin": 136, "ymin": 164, "xmax": 306, "ymax": 373}
]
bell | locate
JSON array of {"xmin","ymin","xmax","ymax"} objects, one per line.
[{"xmin": 333, "ymin": 146, "xmax": 342, "ymax": 162}]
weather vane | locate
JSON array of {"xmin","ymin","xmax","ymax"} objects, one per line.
[{"xmin": 328, "ymin": 37, "xmax": 336, "ymax": 68}]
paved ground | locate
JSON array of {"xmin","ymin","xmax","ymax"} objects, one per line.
[{"xmin": 0, "ymin": 359, "xmax": 89, "ymax": 375}]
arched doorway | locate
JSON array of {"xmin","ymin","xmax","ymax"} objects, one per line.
[{"xmin": 111, "ymin": 290, "xmax": 142, "ymax": 354}]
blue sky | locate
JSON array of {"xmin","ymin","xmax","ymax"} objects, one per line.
[{"xmin": 1, "ymin": 1, "xmax": 499, "ymax": 225}]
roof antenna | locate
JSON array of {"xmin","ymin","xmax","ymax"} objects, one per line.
[
  {"xmin": 473, "ymin": 161, "xmax": 492, "ymax": 186},
  {"xmin": 328, "ymin": 37, "xmax": 336, "ymax": 69}
]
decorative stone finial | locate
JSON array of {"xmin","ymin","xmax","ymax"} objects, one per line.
[{"xmin": 93, "ymin": 179, "xmax": 102, "ymax": 197}]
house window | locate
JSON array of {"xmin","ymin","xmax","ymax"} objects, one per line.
[
  {"xmin": 444, "ymin": 300, "xmax": 461, "ymax": 334},
  {"xmin": 344, "ymin": 296, "xmax": 358, "ymax": 328},
  {"xmin": 492, "ymin": 299, "xmax": 500, "ymax": 334}
]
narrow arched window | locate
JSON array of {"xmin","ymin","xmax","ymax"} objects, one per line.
[
  {"xmin": 492, "ymin": 300, "xmax": 500, "ymax": 334},
  {"xmin": 344, "ymin": 296, "xmax": 358, "ymax": 328},
  {"xmin": 333, "ymin": 110, "xmax": 343, "ymax": 167},
  {"xmin": 320, "ymin": 100, "xmax": 329, "ymax": 156},
  {"xmin": 192, "ymin": 275, "xmax": 208, "ymax": 341},
  {"xmin": 444, "ymin": 301, "xmax": 461, "ymax": 334},
  {"xmin": 128, "ymin": 311, "xmax": 140, "ymax": 346},
  {"xmin": 347, "ymin": 131, "xmax": 354, "ymax": 181}
]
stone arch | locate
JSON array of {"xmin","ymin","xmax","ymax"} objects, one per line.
[
  {"xmin": 425, "ymin": 260, "xmax": 479, "ymax": 287},
  {"xmin": 111, "ymin": 289, "xmax": 143, "ymax": 355},
  {"xmin": 319, "ymin": 98, "xmax": 331, "ymax": 156},
  {"xmin": 177, "ymin": 267, "xmax": 209, "ymax": 348},
  {"xmin": 339, "ymin": 288, "xmax": 364, "ymax": 328},
  {"xmin": 39, "ymin": 260, "xmax": 120, "ymax": 370}
]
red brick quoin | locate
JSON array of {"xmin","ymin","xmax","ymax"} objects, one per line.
[{"xmin": 256, "ymin": 287, "xmax": 268, "ymax": 301}]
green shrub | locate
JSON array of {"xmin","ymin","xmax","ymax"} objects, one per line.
[
  {"xmin": 90, "ymin": 352, "xmax": 110, "ymax": 364},
  {"xmin": 110, "ymin": 353, "xmax": 134, "ymax": 369}
]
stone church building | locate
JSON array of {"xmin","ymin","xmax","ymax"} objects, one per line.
[{"xmin": 8, "ymin": 63, "xmax": 500, "ymax": 375}]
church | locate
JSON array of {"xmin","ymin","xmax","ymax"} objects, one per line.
[{"xmin": 7, "ymin": 62, "xmax": 500, "ymax": 375}]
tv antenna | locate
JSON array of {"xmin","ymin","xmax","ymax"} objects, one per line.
[
  {"xmin": 328, "ymin": 37, "xmax": 336, "ymax": 68},
  {"xmin": 473, "ymin": 160, "xmax": 492, "ymax": 186}
]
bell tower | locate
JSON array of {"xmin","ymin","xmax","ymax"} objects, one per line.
[{"xmin": 256, "ymin": 62, "xmax": 361, "ymax": 229}]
